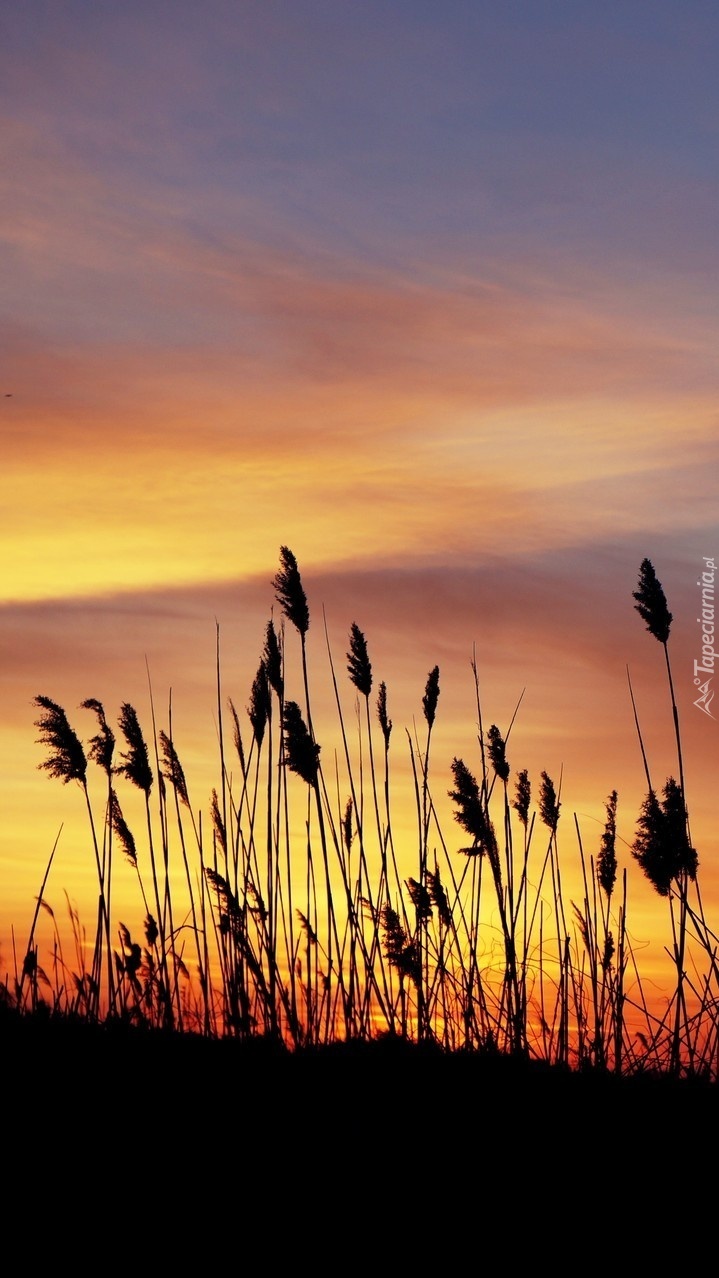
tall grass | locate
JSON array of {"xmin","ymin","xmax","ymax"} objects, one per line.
[{"xmin": 5, "ymin": 551, "xmax": 718, "ymax": 1080}]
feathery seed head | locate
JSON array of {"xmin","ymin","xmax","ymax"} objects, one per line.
[
  {"xmin": 631, "ymin": 789, "xmax": 666, "ymax": 895},
  {"xmin": 125, "ymin": 940, "xmax": 142, "ymax": 978},
  {"xmin": 342, "ymin": 796, "xmax": 353, "ymax": 857},
  {"xmin": 427, "ymin": 865, "xmax": 452, "ymax": 929},
  {"xmin": 210, "ymin": 788, "xmax": 227, "ymax": 856},
  {"xmin": 381, "ymin": 905, "xmax": 406, "ymax": 967},
  {"xmin": 539, "ymin": 771, "xmax": 560, "ymax": 833},
  {"xmin": 449, "ymin": 757, "xmax": 499, "ymax": 874},
  {"xmin": 572, "ymin": 902, "xmax": 591, "ymax": 953},
  {"xmin": 282, "ymin": 700, "xmax": 320, "ymax": 785},
  {"xmin": 597, "ymin": 790, "xmax": 618, "ymax": 897},
  {"xmin": 377, "ymin": 681, "xmax": 392, "ymax": 748},
  {"xmin": 248, "ymin": 661, "xmax": 271, "ymax": 748},
  {"xmin": 247, "ymin": 883, "xmax": 268, "ymax": 924},
  {"xmin": 632, "ymin": 778, "xmax": 697, "ymax": 896},
  {"xmin": 273, "ymin": 546, "xmax": 309, "ymax": 637},
  {"xmin": 205, "ymin": 869, "xmax": 243, "ymax": 940},
  {"xmin": 380, "ymin": 905, "xmax": 420, "ymax": 986},
  {"xmin": 487, "ymin": 724, "xmax": 510, "ymax": 783},
  {"xmin": 297, "ymin": 910, "xmax": 318, "ymax": 946},
  {"xmin": 227, "ymin": 698, "xmax": 246, "ymax": 774},
  {"xmin": 406, "ymin": 876, "xmax": 433, "ymax": 923},
  {"xmin": 633, "ymin": 558, "xmax": 672, "ymax": 645},
  {"xmin": 117, "ymin": 703, "xmax": 153, "ymax": 794},
  {"xmin": 422, "ymin": 665, "xmax": 440, "ymax": 729},
  {"xmin": 449, "ymin": 757, "xmax": 486, "ymax": 845},
  {"xmin": 347, "ymin": 623, "xmax": 372, "ymax": 698},
  {"xmin": 109, "ymin": 789, "xmax": 137, "ymax": 866},
  {"xmin": 82, "ymin": 699, "xmax": 115, "ymax": 775},
  {"xmin": 34, "ymin": 695, "xmax": 87, "ymax": 785},
  {"xmin": 159, "ymin": 731, "xmax": 189, "ymax": 806},
  {"xmin": 512, "ymin": 769, "xmax": 531, "ymax": 828},
  {"xmin": 263, "ymin": 618, "xmax": 284, "ymax": 698}
]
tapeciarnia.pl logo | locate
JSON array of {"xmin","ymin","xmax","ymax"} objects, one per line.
[{"xmin": 694, "ymin": 556, "xmax": 716, "ymax": 718}]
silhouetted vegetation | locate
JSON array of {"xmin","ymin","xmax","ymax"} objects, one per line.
[{"xmin": 5, "ymin": 552, "xmax": 718, "ymax": 1089}]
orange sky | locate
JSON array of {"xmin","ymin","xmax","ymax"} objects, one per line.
[{"xmin": 1, "ymin": 2, "xmax": 718, "ymax": 1036}]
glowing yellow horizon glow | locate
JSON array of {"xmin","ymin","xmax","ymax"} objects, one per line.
[{"xmin": 4, "ymin": 387, "xmax": 718, "ymax": 605}]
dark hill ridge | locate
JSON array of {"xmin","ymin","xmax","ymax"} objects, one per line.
[
  {"xmin": 5, "ymin": 1008, "xmax": 718, "ymax": 1116},
  {"xmin": 3, "ymin": 1009, "xmax": 717, "ymax": 1256}
]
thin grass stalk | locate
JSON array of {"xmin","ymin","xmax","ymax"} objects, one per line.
[
  {"xmin": 420, "ymin": 793, "xmax": 482, "ymax": 1044},
  {"xmin": 272, "ymin": 547, "xmax": 340, "ymax": 1042},
  {"xmin": 486, "ymin": 724, "xmax": 525, "ymax": 1055},
  {"xmin": 160, "ymin": 707, "xmax": 210, "ymax": 1034},
  {"xmin": 425, "ymin": 791, "xmax": 489, "ymax": 1048},
  {"xmin": 222, "ymin": 705, "xmax": 263, "ymax": 1034},
  {"xmin": 242, "ymin": 738, "xmax": 273, "ymax": 1034},
  {"xmin": 266, "ymin": 619, "xmax": 302, "ymax": 1043},
  {"xmin": 574, "ymin": 816, "xmax": 603, "ymax": 1068},
  {"xmin": 261, "ymin": 676, "xmax": 278, "ymax": 1039},
  {"xmin": 127, "ymin": 685, "xmax": 175, "ymax": 1030},
  {"xmin": 406, "ymin": 730, "xmax": 426, "ymax": 1041},
  {"xmin": 16, "ymin": 827, "xmax": 62, "ymax": 1010},
  {"xmin": 278, "ymin": 715, "xmax": 301, "ymax": 1044},
  {"xmin": 293, "ymin": 616, "xmax": 335, "ymax": 1039},
  {"xmin": 323, "ymin": 613, "xmax": 393, "ymax": 1032},
  {"xmin": 417, "ymin": 666, "xmax": 440, "ymax": 1040}
]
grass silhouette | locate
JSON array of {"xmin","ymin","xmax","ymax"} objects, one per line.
[{"xmin": 4, "ymin": 551, "xmax": 719, "ymax": 1095}]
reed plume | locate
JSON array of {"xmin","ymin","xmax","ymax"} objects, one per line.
[
  {"xmin": 263, "ymin": 618, "xmax": 283, "ymax": 698},
  {"xmin": 633, "ymin": 557, "xmax": 673, "ymax": 644},
  {"xmin": 377, "ymin": 680, "xmax": 392, "ymax": 747},
  {"xmin": 448, "ymin": 758, "xmax": 492, "ymax": 855},
  {"xmin": 273, "ymin": 545, "xmax": 309, "ymax": 637},
  {"xmin": 82, "ymin": 699, "xmax": 115, "ymax": 775},
  {"xmin": 539, "ymin": 771, "xmax": 560, "ymax": 833},
  {"xmin": 347, "ymin": 623, "xmax": 372, "ymax": 697},
  {"xmin": 109, "ymin": 789, "xmax": 137, "ymax": 867},
  {"xmin": 342, "ymin": 796, "xmax": 353, "ymax": 858},
  {"xmin": 597, "ymin": 790, "xmax": 618, "ymax": 898},
  {"xmin": 632, "ymin": 779, "xmax": 698, "ymax": 898},
  {"xmin": 117, "ymin": 704, "xmax": 153, "ymax": 794},
  {"xmin": 210, "ymin": 788, "xmax": 227, "ymax": 858},
  {"xmin": 297, "ymin": 910, "xmax": 318, "ymax": 946},
  {"xmin": 227, "ymin": 697, "xmax": 246, "ymax": 774},
  {"xmin": 406, "ymin": 876, "xmax": 432, "ymax": 924},
  {"xmin": 487, "ymin": 724, "xmax": 510, "ymax": 783},
  {"xmin": 282, "ymin": 700, "xmax": 320, "ymax": 785},
  {"xmin": 422, "ymin": 665, "xmax": 440, "ymax": 728},
  {"xmin": 34, "ymin": 696, "xmax": 87, "ymax": 785},
  {"xmin": 512, "ymin": 769, "xmax": 531, "ymax": 827},
  {"xmin": 381, "ymin": 905, "xmax": 420, "ymax": 987},
  {"xmin": 426, "ymin": 865, "xmax": 451, "ymax": 929},
  {"xmin": 159, "ymin": 730, "xmax": 189, "ymax": 806},
  {"xmin": 248, "ymin": 661, "xmax": 271, "ymax": 749}
]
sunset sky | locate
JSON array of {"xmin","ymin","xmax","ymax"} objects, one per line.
[{"xmin": 2, "ymin": 2, "xmax": 717, "ymax": 1011}]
